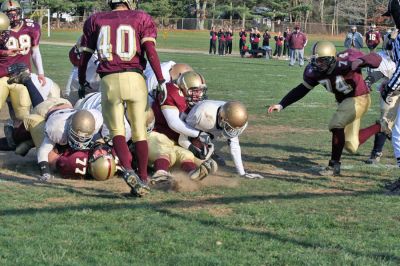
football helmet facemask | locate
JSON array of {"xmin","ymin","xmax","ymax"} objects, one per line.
[
  {"xmin": 0, "ymin": 12, "xmax": 10, "ymax": 47},
  {"xmin": 88, "ymin": 143, "xmax": 116, "ymax": 181},
  {"xmin": 68, "ymin": 110, "xmax": 96, "ymax": 150},
  {"xmin": 1, "ymin": 1, "xmax": 22, "ymax": 28},
  {"xmin": 310, "ymin": 41, "xmax": 337, "ymax": 73},
  {"xmin": 177, "ymin": 71, "xmax": 207, "ymax": 107},
  {"xmin": 169, "ymin": 63, "xmax": 194, "ymax": 82},
  {"xmin": 108, "ymin": 0, "xmax": 137, "ymax": 10},
  {"xmin": 218, "ymin": 101, "xmax": 248, "ymax": 139}
]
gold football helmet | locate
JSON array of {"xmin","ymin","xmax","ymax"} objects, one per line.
[
  {"xmin": 218, "ymin": 101, "xmax": 248, "ymax": 138},
  {"xmin": 146, "ymin": 108, "xmax": 155, "ymax": 134},
  {"xmin": 176, "ymin": 71, "xmax": 207, "ymax": 107},
  {"xmin": 108, "ymin": 0, "xmax": 137, "ymax": 10},
  {"xmin": 310, "ymin": 41, "xmax": 337, "ymax": 72},
  {"xmin": 169, "ymin": 63, "xmax": 193, "ymax": 82},
  {"xmin": 0, "ymin": 12, "xmax": 10, "ymax": 31},
  {"xmin": 68, "ymin": 110, "xmax": 96, "ymax": 150},
  {"xmin": 1, "ymin": 0, "xmax": 22, "ymax": 27},
  {"xmin": 88, "ymin": 144, "xmax": 116, "ymax": 181}
]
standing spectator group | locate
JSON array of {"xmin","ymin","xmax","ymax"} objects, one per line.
[{"xmin": 209, "ymin": 26, "xmax": 234, "ymax": 56}]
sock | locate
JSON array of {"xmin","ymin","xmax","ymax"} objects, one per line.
[
  {"xmin": 181, "ymin": 161, "xmax": 197, "ymax": 173},
  {"xmin": 134, "ymin": 140, "xmax": 148, "ymax": 182},
  {"xmin": 112, "ymin": 135, "xmax": 132, "ymax": 170},
  {"xmin": 154, "ymin": 158, "xmax": 170, "ymax": 172},
  {"xmin": 23, "ymin": 78, "xmax": 44, "ymax": 107},
  {"xmin": 359, "ymin": 123, "xmax": 381, "ymax": 146},
  {"xmin": 372, "ymin": 132, "xmax": 387, "ymax": 153},
  {"xmin": 331, "ymin": 128, "xmax": 345, "ymax": 162}
]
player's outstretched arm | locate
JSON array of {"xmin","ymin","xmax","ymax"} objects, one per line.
[
  {"xmin": 267, "ymin": 83, "xmax": 311, "ymax": 113},
  {"xmin": 31, "ymin": 46, "xmax": 46, "ymax": 86}
]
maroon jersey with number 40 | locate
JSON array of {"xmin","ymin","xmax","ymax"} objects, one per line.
[
  {"xmin": 303, "ymin": 49, "xmax": 381, "ymax": 103},
  {"xmin": 0, "ymin": 19, "xmax": 41, "ymax": 77},
  {"xmin": 81, "ymin": 9, "xmax": 157, "ymax": 75}
]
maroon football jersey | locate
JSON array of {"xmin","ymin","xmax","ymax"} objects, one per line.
[
  {"xmin": 152, "ymin": 82, "xmax": 189, "ymax": 142},
  {"xmin": 366, "ymin": 31, "xmax": 381, "ymax": 49},
  {"xmin": 69, "ymin": 45, "xmax": 80, "ymax": 67},
  {"xmin": 81, "ymin": 10, "xmax": 157, "ymax": 75},
  {"xmin": 0, "ymin": 19, "xmax": 41, "ymax": 78},
  {"xmin": 56, "ymin": 149, "xmax": 89, "ymax": 178},
  {"xmin": 303, "ymin": 49, "xmax": 375, "ymax": 103}
]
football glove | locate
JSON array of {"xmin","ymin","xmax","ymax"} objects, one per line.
[
  {"xmin": 267, "ymin": 104, "xmax": 283, "ymax": 113},
  {"xmin": 38, "ymin": 161, "xmax": 53, "ymax": 182},
  {"xmin": 198, "ymin": 131, "xmax": 212, "ymax": 144},
  {"xmin": 78, "ymin": 81, "xmax": 92, "ymax": 99},
  {"xmin": 157, "ymin": 80, "xmax": 167, "ymax": 104}
]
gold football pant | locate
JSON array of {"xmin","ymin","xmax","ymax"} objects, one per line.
[
  {"xmin": 148, "ymin": 132, "xmax": 195, "ymax": 167},
  {"xmin": 0, "ymin": 77, "xmax": 31, "ymax": 120},
  {"xmin": 101, "ymin": 72, "xmax": 148, "ymax": 142},
  {"xmin": 328, "ymin": 94, "xmax": 371, "ymax": 154}
]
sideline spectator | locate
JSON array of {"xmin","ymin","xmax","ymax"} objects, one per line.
[
  {"xmin": 273, "ymin": 32, "xmax": 284, "ymax": 58},
  {"xmin": 262, "ymin": 29, "xmax": 272, "ymax": 59},
  {"xmin": 283, "ymin": 27, "xmax": 290, "ymax": 57},
  {"xmin": 344, "ymin": 26, "xmax": 363, "ymax": 49},
  {"xmin": 365, "ymin": 24, "xmax": 381, "ymax": 52},
  {"xmin": 218, "ymin": 28, "xmax": 226, "ymax": 56},
  {"xmin": 209, "ymin": 26, "xmax": 217, "ymax": 54},
  {"xmin": 225, "ymin": 27, "xmax": 233, "ymax": 55},
  {"xmin": 239, "ymin": 27, "xmax": 247, "ymax": 54},
  {"xmin": 250, "ymin": 27, "xmax": 261, "ymax": 51},
  {"xmin": 287, "ymin": 25, "xmax": 307, "ymax": 66}
]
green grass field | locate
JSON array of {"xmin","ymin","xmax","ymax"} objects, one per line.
[{"xmin": 1, "ymin": 32, "xmax": 400, "ymax": 265}]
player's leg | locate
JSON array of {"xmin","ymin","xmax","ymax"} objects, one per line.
[{"xmin": 122, "ymin": 72, "xmax": 149, "ymax": 182}]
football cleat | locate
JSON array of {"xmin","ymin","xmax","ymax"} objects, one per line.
[
  {"xmin": 150, "ymin": 170, "xmax": 176, "ymax": 191},
  {"xmin": 319, "ymin": 160, "xmax": 341, "ymax": 176},
  {"xmin": 15, "ymin": 139, "xmax": 34, "ymax": 156},
  {"xmin": 4, "ymin": 120, "xmax": 16, "ymax": 149},
  {"xmin": 122, "ymin": 170, "xmax": 150, "ymax": 197},
  {"xmin": 365, "ymin": 152, "xmax": 383, "ymax": 165}
]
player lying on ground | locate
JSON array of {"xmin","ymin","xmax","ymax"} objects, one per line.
[
  {"xmin": 268, "ymin": 41, "xmax": 382, "ymax": 176},
  {"xmin": 179, "ymin": 100, "xmax": 263, "ymax": 179}
]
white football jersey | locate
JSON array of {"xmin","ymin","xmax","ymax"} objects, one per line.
[
  {"xmin": 65, "ymin": 55, "xmax": 100, "ymax": 96},
  {"xmin": 376, "ymin": 51, "xmax": 396, "ymax": 79},
  {"xmin": 186, "ymin": 100, "xmax": 226, "ymax": 139},
  {"xmin": 185, "ymin": 100, "xmax": 246, "ymax": 175},
  {"xmin": 75, "ymin": 92, "xmax": 132, "ymax": 141},
  {"xmin": 45, "ymin": 108, "xmax": 103, "ymax": 145},
  {"xmin": 144, "ymin": 60, "xmax": 175, "ymax": 98}
]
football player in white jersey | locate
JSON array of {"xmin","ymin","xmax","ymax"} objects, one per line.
[
  {"xmin": 365, "ymin": 49, "xmax": 399, "ymax": 164},
  {"xmin": 144, "ymin": 61, "xmax": 193, "ymax": 105},
  {"xmin": 37, "ymin": 108, "xmax": 103, "ymax": 181},
  {"xmin": 181, "ymin": 100, "xmax": 264, "ymax": 179},
  {"xmin": 64, "ymin": 36, "xmax": 100, "ymax": 105}
]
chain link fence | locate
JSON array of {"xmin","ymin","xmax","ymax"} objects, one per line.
[{"xmin": 33, "ymin": 16, "xmax": 394, "ymax": 35}]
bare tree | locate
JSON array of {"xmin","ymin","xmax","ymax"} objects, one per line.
[{"xmin": 195, "ymin": 0, "xmax": 207, "ymax": 30}]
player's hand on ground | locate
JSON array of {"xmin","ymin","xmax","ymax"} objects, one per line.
[
  {"xmin": 241, "ymin": 172, "xmax": 264, "ymax": 179},
  {"xmin": 38, "ymin": 161, "xmax": 53, "ymax": 182},
  {"xmin": 37, "ymin": 74, "xmax": 46, "ymax": 86},
  {"xmin": 267, "ymin": 104, "xmax": 283, "ymax": 113}
]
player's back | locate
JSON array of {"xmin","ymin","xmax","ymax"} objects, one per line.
[
  {"xmin": 84, "ymin": 10, "xmax": 157, "ymax": 74},
  {"xmin": 186, "ymin": 100, "xmax": 224, "ymax": 133}
]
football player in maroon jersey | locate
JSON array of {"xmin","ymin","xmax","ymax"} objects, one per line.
[
  {"xmin": 268, "ymin": 41, "xmax": 382, "ymax": 176},
  {"xmin": 365, "ymin": 24, "xmax": 381, "ymax": 52},
  {"xmin": 79, "ymin": 0, "xmax": 166, "ymax": 196},
  {"xmin": 0, "ymin": 1, "xmax": 46, "ymax": 121}
]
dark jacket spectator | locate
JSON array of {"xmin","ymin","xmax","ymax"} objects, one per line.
[
  {"xmin": 218, "ymin": 29, "xmax": 226, "ymax": 55},
  {"xmin": 225, "ymin": 28, "xmax": 233, "ymax": 54},
  {"xmin": 262, "ymin": 30, "xmax": 271, "ymax": 47},
  {"xmin": 283, "ymin": 27, "xmax": 290, "ymax": 56},
  {"xmin": 239, "ymin": 28, "xmax": 247, "ymax": 53},
  {"xmin": 273, "ymin": 32, "xmax": 284, "ymax": 57},
  {"xmin": 209, "ymin": 26, "xmax": 217, "ymax": 54}
]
